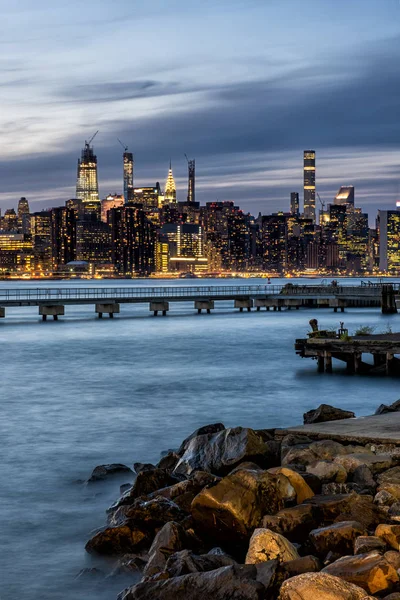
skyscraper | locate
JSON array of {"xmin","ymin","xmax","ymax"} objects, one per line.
[
  {"xmin": 334, "ymin": 186, "xmax": 355, "ymax": 207},
  {"xmin": 303, "ymin": 150, "xmax": 316, "ymax": 222},
  {"xmin": 290, "ymin": 192, "xmax": 299, "ymax": 216},
  {"xmin": 164, "ymin": 162, "xmax": 177, "ymax": 203},
  {"xmin": 186, "ymin": 157, "xmax": 195, "ymax": 203},
  {"xmin": 51, "ymin": 206, "xmax": 77, "ymax": 269},
  {"xmin": 76, "ymin": 137, "xmax": 99, "ymax": 204},
  {"xmin": 379, "ymin": 209, "xmax": 400, "ymax": 273},
  {"xmin": 123, "ymin": 152, "xmax": 134, "ymax": 203}
]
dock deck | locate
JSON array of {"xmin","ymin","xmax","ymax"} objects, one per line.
[{"xmin": 278, "ymin": 412, "xmax": 400, "ymax": 445}]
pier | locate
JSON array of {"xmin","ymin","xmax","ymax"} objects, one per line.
[
  {"xmin": 0, "ymin": 282, "xmax": 398, "ymax": 321},
  {"xmin": 295, "ymin": 329, "xmax": 400, "ymax": 376}
]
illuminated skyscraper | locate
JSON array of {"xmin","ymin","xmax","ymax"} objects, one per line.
[
  {"xmin": 123, "ymin": 152, "xmax": 134, "ymax": 203},
  {"xmin": 76, "ymin": 137, "xmax": 100, "ymax": 204},
  {"xmin": 379, "ymin": 209, "xmax": 400, "ymax": 273},
  {"xmin": 290, "ymin": 192, "xmax": 299, "ymax": 216},
  {"xmin": 186, "ymin": 157, "xmax": 195, "ymax": 203},
  {"xmin": 334, "ymin": 186, "xmax": 355, "ymax": 207},
  {"xmin": 165, "ymin": 162, "xmax": 177, "ymax": 203},
  {"xmin": 303, "ymin": 150, "xmax": 316, "ymax": 222}
]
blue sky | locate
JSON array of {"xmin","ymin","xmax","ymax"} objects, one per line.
[{"xmin": 1, "ymin": 0, "xmax": 400, "ymax": 219}]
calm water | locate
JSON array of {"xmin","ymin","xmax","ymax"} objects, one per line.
[{"xmin": 1, "ymin": 277, "xmax": 400, "ymax": 600}]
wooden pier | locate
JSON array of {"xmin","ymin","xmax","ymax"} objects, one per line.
[{"xmin": 295, "ymin": 329, "xmax": 400, "ymax": 376}]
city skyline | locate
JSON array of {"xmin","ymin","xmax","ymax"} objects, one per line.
[{"xmin": 1, "ymin": 0, "xmax": 400, "ymax": 216}]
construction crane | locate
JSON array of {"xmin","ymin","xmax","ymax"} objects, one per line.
[
  {"xmin": 86, "ymin": 130, "xmax": 99, "ymax": 146},
  {"xmin": 317, "ymin": 192, "xmax": 325, "ymax": 212},
  {"xmin": 117, "ymin": 138, "xmax": 128, "ymax": 152}
]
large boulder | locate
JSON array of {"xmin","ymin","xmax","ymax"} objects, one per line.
[
  {"xmin": 278, "ymin": 572, "xmax": 375, "ymax": 599},
  {"xmin": 177, "ymin": 423, "xmax": 225, "ymax": 455},
  {"xmin": 309, "ymin": 440, "xmax": 348, "ymax": 461},
  {"xmin": 375, "ymin": 399, "xmax": 400, "ymax": 415},
  {"xmin": 191, "ymin": 467, "xmax": 295, "ymax": 544},
  {"xmin": 268, "ymin": 503, "xmax": 319, "ymax": 542},
  {"xmin": 376, "ymin": 524, "xmax": 400, "ymax": 550},
  {"xmin": 378, "ymin": 467, "xmax": 400, "ymax": 486},
  {"xmin": 174, "ymin": 427, "xmax": 279, "ymax": 477},
  {"xmin": 245, "ymin": 528, "xmax": 299, "ymax": 564},
  {"xmin": 85, "ymin": 525, "xmax": 147, "ymax": 555},
  {"xmin": 143, "ymin": 522, "xmax": 188, "ymax": 578},
  {"xmin": 268, "ymin": 467, "xmax": 314, "ymax": 504},
  {"xmin": 164, "ymin": 549, "xmax": 237, "ymax": 578},
  {"xmin": 351, "ymin": 465, "xmax": 377, "ymax": 493},
  {"xmin": 87, "ymin": 463, "xmax": 133, "ymax": 483},
  {"xmin": 304, "ymin": 493, "xmax": 358, "ymax": 523},
  {"xmin": 309, "ymin": 521, "xmax": 366, "ymax": 557},
  {"xmin": 322, "ymin": 552, "xmax": 399, "ymax": 595},
  {"xmin": 303, "ymin": 404, "xmax": 355, "ymax": 424},
  {"xmin": 379, "ymin": 482, "xmax": 400, "ymax": 500},
  {"xmin": 118, "ymin": 564, "xmax": 267, "ymax": 600},
  {"xmin": 110, "ymin": 469, "xmax": 180, "ymax": 511}
]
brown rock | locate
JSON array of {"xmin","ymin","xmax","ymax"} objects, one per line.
[
  {"xmin": 334, "ymin": 453, "xmax": 393, "ymax": 475},
  {"xmin": 267, "ymin": 467, "xmax": 314, "ymax": 503},
  {"xmin": 322, "ymin": 552, "xmax": 399, "ymax": 595},
  {"xmin": 303, "ymin": 404, "xmax": 355, "ymax": 424},
  {"xmin": 385, "ymin": 550, "xmax": 400, "ymax": 570},
  {"xmin": 280, "ymin": 555, "xmax": 321, "ymax": 578},
  {"xmin": 333, "ymin": 494, "xmax": 381, "ymax": 530},
  {"xmin": 375, "ymin": 489, "xmax": 398, "ymax": 507},
  {"xmin": 278, "ymin": 572, "xmax": 375, "ymax": 599},
  {"xmin": 85, "ymin": 525, "xmax": 147, "ymax": 555},
  {"xmin": 306, "ymin": 461, "xmax": 347, "ymax": 483},
  {"xmin": 379, "ymin": 482, "xmax": 400, "ymax": 500},
  {"xmin": 281, "ymin": 446, "xmax": 317, "ymax": 467},
  {"xmin": 245, "ymin": 528, "xmax": 299, "ymax": 564},
  {"xmin": 309, "ymin": 439, "xmax": 347, "ymax": 460},
  {"xmin": 143, "ymin": 522, "xmax": 188, "ymax": 578},
  {"xmin": 376, "ymin": 524, "xmax": 400, "ymax": 550},
  {"xmin": 351, "ymin": 465, "xmax": 376, "ymax": 493},
  {"xmin": 354, "ymin": 535, "xmax": 387, "ymax": 555},
  {"xmin": 273, "ymin": 504, "xmax": 319, "ymax": 542},
  {"xmin": 309, "ymin": 521, "xmax": 366, "ymax": 557},
  {"xmin": 191, "ymin": 467, "xmax": 294, "ymax": 544},
  {"xmin": 164, "ymin": 548, "xmax": 237, "ymax": 578},
  {"xmin": 304, "ymin": 493, "xmax": 358, "ymax": 523},
  {"xmin": 378, "ymin": 466, "xmax": 400, "ymax": 485},
  {"xmin": 382, "ymin": 593, "xmax": 400, "ymax": 600},
  {"xmin": 109, "ymin": 469, "xmax": 180, "ymax": 511}
]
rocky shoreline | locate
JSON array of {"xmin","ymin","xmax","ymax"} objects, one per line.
[{"xmin": 84, "ymin": 402, "xmax": 400, "ymax": 599}]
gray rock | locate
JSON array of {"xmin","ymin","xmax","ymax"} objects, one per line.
[
  {"xmin": 375, "ymin": 399, "xmax": 400, "ymax": 415},
  {"xmin": 87, "ymin": 464, "xmax": 133, "ymax": 483},
  {"xmin": 143, "ymin": 522, "xmax": 188, "ymax": 578},
  {"xmin": 303, "ymin": 404, "xmax": 355, "ymax": 425},
  {"xmin": 351, "ymin": 465, "xmax": 376, "ymax": 492},
  {"xmin": 309, "ymin": 521, "xmax": 366, "ymax": 557},
  {"xmin": 164, "ymin": 549, "xmax": 237, "ymax": 578},
  {"xmin": 354, "ymin": 535, "xmax": 387, "ymax": 555},
  {"xmin": 118, "ymin": 564, "xmax": 266, "ymax": 600},
  {"xmin": 177, "ymin": 423, "xmax": 225, "ymax": 455}
]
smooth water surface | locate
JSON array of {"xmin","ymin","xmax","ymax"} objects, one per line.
[{"xmin": 1, "ymin": 277, "xmax": 399, "ymax": 599}]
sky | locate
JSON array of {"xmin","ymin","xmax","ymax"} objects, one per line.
[{"xmin": 1, "ymin": 0, "xmax": 400, "ymax": 221}]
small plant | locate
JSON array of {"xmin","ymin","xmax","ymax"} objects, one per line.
[
  {"xmin": 340, "ymin": 333, "xmax": 351, "ymax": 341},
  {"xmin": 354, "ymin": 325, "xmax": 375, "ymax": 336}
]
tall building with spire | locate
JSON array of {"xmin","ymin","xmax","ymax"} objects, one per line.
[
  {"xmin": 76, "ymin": 138, "xmax": 100, "ymax": 205},
  {"xmin": 164, "ymin": 162, "xmax": 177, "ymax": 203},
  {"xmin": 186, "ymin": 157, "xmax": 195, "ymax": 203},
  {"xmin": 123, "ymin": 151, "xmax": 134, "ymax": 203},
  {"xmin": 303, "ymin": 150, "xmax": 316, "ymax": 222}
]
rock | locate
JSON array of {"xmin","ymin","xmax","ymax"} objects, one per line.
[
  {"xmin": 351, "ymin": 465, "xmax": 377, "ymax": 493},
  {"xmin": 279, "ymin": 555, "xmax": 321, "ymax": 578},
  {"xmin": 376, "ymin": 524, "xmax": 400, "ymax": 550},
  {"xmin": 375, "ymin": 399, "xmax": 400, "ymax": 415},
  {"xmin": 174, "ymin": 427, "xmax": 279, "ymax": 477},
  {"xmin": 254, "ymin": 559, "xmax": 279, "ymax": 588},
  {"xmin": 75, "ymin": 567, "xmax": 104, "ymax": 579},
  {"xmin": 375, "ymin": 490, "xmax": 398, "ymax": 507},
  {"xmin": 354, "ymin": 535, "xmax": 387, "ymax": 555},
  {"xmin": 322, "ymin": 552, "xmax": 399, "ymax": 595},
  {"xmin": 306, "ymin": 461, "xmax": 347, "ymax": 483},
  {"xmin": 309, "ymin": 440, "xmax": 348, "ymax": 461},
  {"xmin": 278, "ymin": 572, "xmax": 376, "ymax": 599},
  {"xmin": 147, "ymin": 472, "xmax": 219, "ymax": 513},
  {"xmin": 120, "ymin": 483, "xmax": 132, "ymax": 494},
  {"xmin": 382, "ymin": 593, "xmax": 400, "ymax": 600},
  {"xmin": 303, "ymin": 404, "xmax": 355, "ymax": 424},
  {"xmin": 85, "ymin": 525, "xmax": 147, "ymax": 555},
  {"xmin": 118, "ymin": 564, "xmax": 266, "ymax": 600},
  {"xmin": 301, "ymin": 472, "xmax": 322, "ymax": 494},
  {"xmin": 157, "ymin": 452, "xmax": 180, "ymax": 473},
  {"xmin": 321, "ymin": 483, "xmax": 362, "ymax": 495},
  {"xmin": 388, "ymin": 502, "xmax": 400, "ymax": 521},
  {"xmin": 109, "ymin": 469, "xmax": 180, "ymax": 511},
  {"xmin": 164, "ymin": 549, "xmax": 237, "ymax": 577},
  {"xmin": 245, "ymin": 528, "xmax": 299, "ymax": 564},
  {"xmin": 281, "ymin": 446, "xmax": 317, "ymax": 467},
  {"xmin": 304, "ymin": 493, "xmax": 358, "ymax": 523},
  {"xmin": 177, "ymin": 423, "xmax": 225, "ymax": 455},
  {"xmin": 378, "ymin": 467, "xmax": 400, "ymax": 485},
  {"xmin": 191, "ymin": 467, "xmax": 294, "ymax": 544},
  {"xmin": 334, "ymin": 495, "xmax": 381, "ymax": 530},
  {"xmin": 143, "ymin": 522, "xmax": 188, "ymax": 578},
  {"xmin": 270, "ymin": 504, "xmax": 319, "ymax": 542},
  {"xmin": 309, "ymin": 521, "xmax": 366, "ymax": 557},
  {"xmin": 334, "ymin": 453, "xmax": 393, "ymax": 475},
  {"xmin": 134, "ymin": 463, "xmax": 155, "ymax": 474},
  {"xmin": 87, "ymin": 463, "xmax": 133, "ymax": 483},
  {"xmin": 379, "ymin": 483, "xmax": 400, "ymax": 500},
  {"xmin": 110, "ymin": 554, "xmax": 148, "ymax": 576},
  {"xmin": 384, "ymin": 550, "xmax": 400, "ymax": 570},
  {"xmin": 268, "ymin": 467, "xmax": 314, "ymax": 503}
]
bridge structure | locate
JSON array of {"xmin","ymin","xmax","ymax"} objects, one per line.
[{"xmin": 0, "ymin": 282, "xmax": 398, "ymax": 320}]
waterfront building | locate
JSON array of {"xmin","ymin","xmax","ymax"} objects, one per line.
[
  {"xmin": 76, "ymin": 220, "xmax": 112, "ymax": 264},
  {"xmin": 290, "ymin": 192, "xmax": 299, "ymax": 216},
  {"xmin": 76, "ymin": 139, "xmax": 99, "ymax": 204},
  {"xmin": 108, "ymin": 204, "xmax": 156, "ymax": 276},
  {"xmin": 31, "ymin": 211, "xmax": 52, "ymax": 272},
  {"xmin": 303, "ymin": 150, "xmax": 316, "ymax": 222},
  {"xmin": 0, "ymin": 232, "xmax": 34, "ymax": 273},
  {"xmin": 123, "ymin": 152, "xmax": 134, "ymax": 203},
  {"xmin": 157, "ymin": 223, "xmax": 208, "ymax": 273},
  {"xmin": 101, "ymin": 194, "xmax": 124, "ymax": 223},
  {"xmin": 164, "ymin": 162, "xmax": 177, "ymax": 203},
  {"xmin": 51, "ymin": 206, "xmax": 77, "ymax": 269},
  {"xmin": 259, "ymin": 214, "xmax": 287, "ymax": 273},
  {"xmin": 379, "ymin": 209, "xmax": 400, "ymax": 273}
]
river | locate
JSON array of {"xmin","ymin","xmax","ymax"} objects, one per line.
[{"xmin": 1, "ymin": 277, "xmax": 399, "ymax": 599}]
